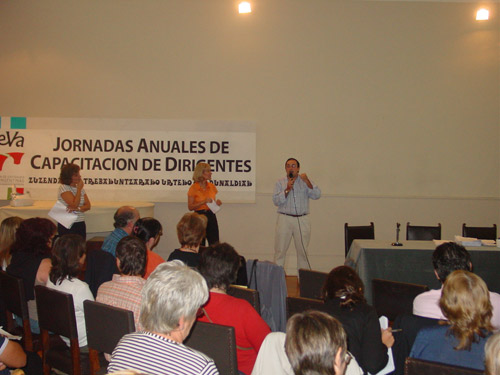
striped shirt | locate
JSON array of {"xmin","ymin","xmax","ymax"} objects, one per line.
[
  {"xmin": 108, "ymin": 331, "xmax": 219, "ymax": 375},
  {"xmin": 58, "ymin": 184, "xmax": 86, "ymax": 222}
]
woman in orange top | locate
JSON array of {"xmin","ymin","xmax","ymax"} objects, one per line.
[
  {"xmin": 187, "ymin": 162, "xmax": 222, "ymax": 245},
  {"xmin": 133, "ymin": 217, "xmax": 164, "ymax": 279}
]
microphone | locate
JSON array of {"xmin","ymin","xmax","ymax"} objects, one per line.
[
  {"xmin": 288, "ymin": 172, "xmax": 294, "ymax": 179},
  {"xmin": 392, "ymin": 222, "xmax": 403, "ymax": 246}
]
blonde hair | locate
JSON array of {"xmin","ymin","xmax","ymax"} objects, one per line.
[
  {"xmin": 439, "ymin": 270, "xmax": 494, "ymax": 350},
  {"xmin": 285, "ymin": 311, "xmax": 347, "ymax": 375},
  {"xmin": 485, "ymin": 332, "xmax": 500, "ymax": 375},
  {"xmin": 0, "ymin": 216, "xmax": 23, "ymax": 267},
  {"xmin": 176, "ymin": 212, "xmax": 207, "ymax": 248},
  {"xmin": 192, "ymin": 162, "xmax": 210, "ymax": 183}
]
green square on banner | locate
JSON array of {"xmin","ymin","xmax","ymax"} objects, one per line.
[
  {"xmin": 11, "ymin": 117, "xmax": 27, "ymax": 129},
  {"xmin": 0, "ymin": 117, "xmax": 2, "ymax": 129}
]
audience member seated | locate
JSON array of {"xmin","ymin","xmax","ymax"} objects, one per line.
[
  {"xmin": 485, "ymin": 331, "xmax": 500, "ymax": 375},
  {"xmin": 167, "ymin": 212, "xmax": 207, "ymax": 268},
  {"xmin": 0, "ymin": 335, "xmax": 43, "ymax": 375},
  {"xmin": 198, "ymin": 243, "xmax": 271, "ymax": 375},
  {"xmin": 133, "ymin": 218, "xmax": 165, "ymax": 279},
  {"xmin": 102, "ymin": 206, "xmax": 140, "ymax": 257},
  {"xmin": 0, "ymin": 335, "xmax": 26, "ymax": 373},
  {"xmin": 251, "ymin": 331, "xmax": 363, "ymax": 375},
  {"xmin": 108, "ymin": 261, "xmax": 218, "ymax": 375},
  {"xmin": 285, "ymin": 311, "xmax": 351, "ymax": 375},
  {"xmin": 0, "ymin": 216, "xmax": 23, "ymax": 270},
  {"xmin": 410, "ymin": 270, "xmax": 494, "ymax": 371},
  {"xmin": 97, "ymin": 236, "xmax": 147, "ymax": 330},
  {"xmin": 413, "ymin": 242, "xmax": 500, "ymax": 328},
  {"xmin": 322, "ymin": 266, "xmax": 393, "ymax": 375},
  {"xmin": 7, "ymin": 218, "xmax": 56, "ymax": 334},
  {"xmin": 46, "ymin": 234, "xmax": 94, "ymax": 348}
]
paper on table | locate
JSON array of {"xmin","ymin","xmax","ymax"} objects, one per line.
[
  {"xmin": 48, "ymin": 201, "xmax": 78, "ymax": 229},
  {"xmin": 207, "ymin": 200, "xmax": 221, "ymax": 214},
  {"xmin": 454, "ymin": 235, "xmax": 482, "ymax": 247},
  {"xmin": 370, "ymin": 316, "xmax": 395, "ymax": 375},
  {"xmin": 481, "ymin": 240, "xmax": 496, "ymax": 247}
]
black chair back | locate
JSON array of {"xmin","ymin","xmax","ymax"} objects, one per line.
[
  {"xmin": 84, "ymin": 300, "xmax": 135, "ymax": 374},
  {"xmin": 0, "ymin": 270, "xmax": 35, "ymax": 351},
  {"xmin": 298, "ymin": 269, "xmax": 328, "ymax": 300},
  {"xmin": 84, "ymin": 250, "xmax": 118, "ymax": 298},
  {"xmin": 391, "ymin": 314, "xmax": 440, "ymax": 375},
  {"xmin": 462, "ymin": 223, "xmax": 497, "ymax": 240},
  {"xmin": 372, "ymin": 279, "xmax": 429, "ymax": 321},
  {"xmin": 184, "ymin": 321, "xmax": 238, "ymax": 375},
  {"xmin": 227, "ymin": 285, "xmax": 261, "ymax": 315},
  {"xmin": 35, "ymin": 285, "xmax": 90, "ymax": 375},
  {"xmin": 405, "ymin": 357, "xmax": 483, "ymax": 375},
  {"xmin": 344, "ymin": 222, "xmax": 375, "ymax": 257},
  {"xmin": 406, "ymin": 222, "xmax": 441, "ymax": 241},
  {"xmin": 286, "ymin": 296, "xmax": 327, "ymax": 321}
]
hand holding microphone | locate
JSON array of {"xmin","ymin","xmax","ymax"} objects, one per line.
[{"xmin": 287, "ymin": 172, "xmax": 296, "ymax": 191}]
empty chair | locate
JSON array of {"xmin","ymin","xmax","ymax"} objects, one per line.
[
  {"xmin": 184, "ymin": 321, "xmax": 238, "ymax": 375},
  {"xmin": 227, "ymin": 285, "xmax": 261, "ymax": 315},
  {"xmin": 344, "ymin": 222, "xmax": 375, "ymax": 257},
  {"xmin": 298, "ymin": 269, "xmax": 328, "ymax": 300},
  {"xmin": 84, "ymin": 300, "xmax": 135, "ymax": 375},
  {"xmin": 84, "ymin": 249, "xmax": 119, "ymax": 298},
  {"xmin": 0, "ymin": 270, "xmax": 36, "ymax": 351},
  {"xmin": 246, "ymin": 259, "xmax": 287, "ymax": 332},
  {"xmin": 35, "ymin": 285, "xmax": 90, "ymax": 375},
  {"xmin": 286, "ymin": 296, "xmax": 327, "ymax": 321},
  {"xmin": 406, "ymin": 222, "xmax": 441, "ymax": 241},
  {"xmin": 462, "ymin": 223, "xmax": 497, "ymax": 240},
  {"xmin": 405, "ymin": 357, "xmax": 483, "ymax": 375},
  {"xmin": 372, "ymin": 279, "xmax": 429, "ymax": 321}
]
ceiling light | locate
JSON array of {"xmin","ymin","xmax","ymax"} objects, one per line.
[
  {"xmin": 239, "ymin": 2, "xmax": 251, "ymax": 14},
  {"xmin": 476, "ymin": 8, "xmax": 489, "ymax": 21}
]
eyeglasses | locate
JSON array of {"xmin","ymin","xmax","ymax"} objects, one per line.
[{"xmin": 343, "ymin": 351, "xmax": 352, "ymax": 365}]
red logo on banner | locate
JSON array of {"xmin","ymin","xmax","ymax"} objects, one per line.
[{"xmin": 0, "ymin": 153, "xmax": 25, "ymax": 171}]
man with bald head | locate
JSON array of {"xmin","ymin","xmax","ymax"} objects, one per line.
[{"xmin": 102, "ymin": 206, "xmax": 140, "ymax": 256}]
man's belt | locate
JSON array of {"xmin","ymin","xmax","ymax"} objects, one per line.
[{"xmin": 280, "ymin": 213, "xmax": 307, "ymax": 217}]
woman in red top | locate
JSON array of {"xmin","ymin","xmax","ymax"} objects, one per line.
[
  {"xmin": 187, "ymin": 162, "xmax": 221, "ymax": 245},
  {"xmin": 198, "ymin": 243, "xmax": 270, "ymax": 375}
]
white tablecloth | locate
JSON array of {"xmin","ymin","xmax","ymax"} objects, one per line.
[{"xmin": 0, "ymin": 200, "xmax": 154, "ymax": 233}]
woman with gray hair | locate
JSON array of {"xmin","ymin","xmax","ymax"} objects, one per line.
[{"xmin": 108, "ymin": 261, "xmax": 219, "ymax": 375}]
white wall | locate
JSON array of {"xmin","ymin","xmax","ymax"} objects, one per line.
[{"xmin": 0, "ymin": 0, "xmax": 498, "ymax": 274}]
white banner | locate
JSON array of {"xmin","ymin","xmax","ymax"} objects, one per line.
[{"xmin": 0, "ymin": 117, "xmax": 256, "ymax": 202}]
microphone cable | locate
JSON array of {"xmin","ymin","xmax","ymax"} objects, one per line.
[{"xmin": 291, "ymin": 182, "xmax": 312, "ymax": 270}]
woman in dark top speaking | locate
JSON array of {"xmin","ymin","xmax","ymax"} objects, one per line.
[{"xmin": 322, "ymin": 266, "xmax": 394, "ymax": 374}]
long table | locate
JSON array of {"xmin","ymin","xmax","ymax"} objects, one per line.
[
  {"xmin": 345, "ymin": 239, "xmax": 500, "ymax": 304},
  {"xmin": 0, "ymin": 200, "xmax": 155, "ymax": 233}
]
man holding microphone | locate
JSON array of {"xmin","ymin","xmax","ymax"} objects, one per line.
[{"xmin": 273, "ymin": 158, "xmax": 321, "ymax": 271}]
